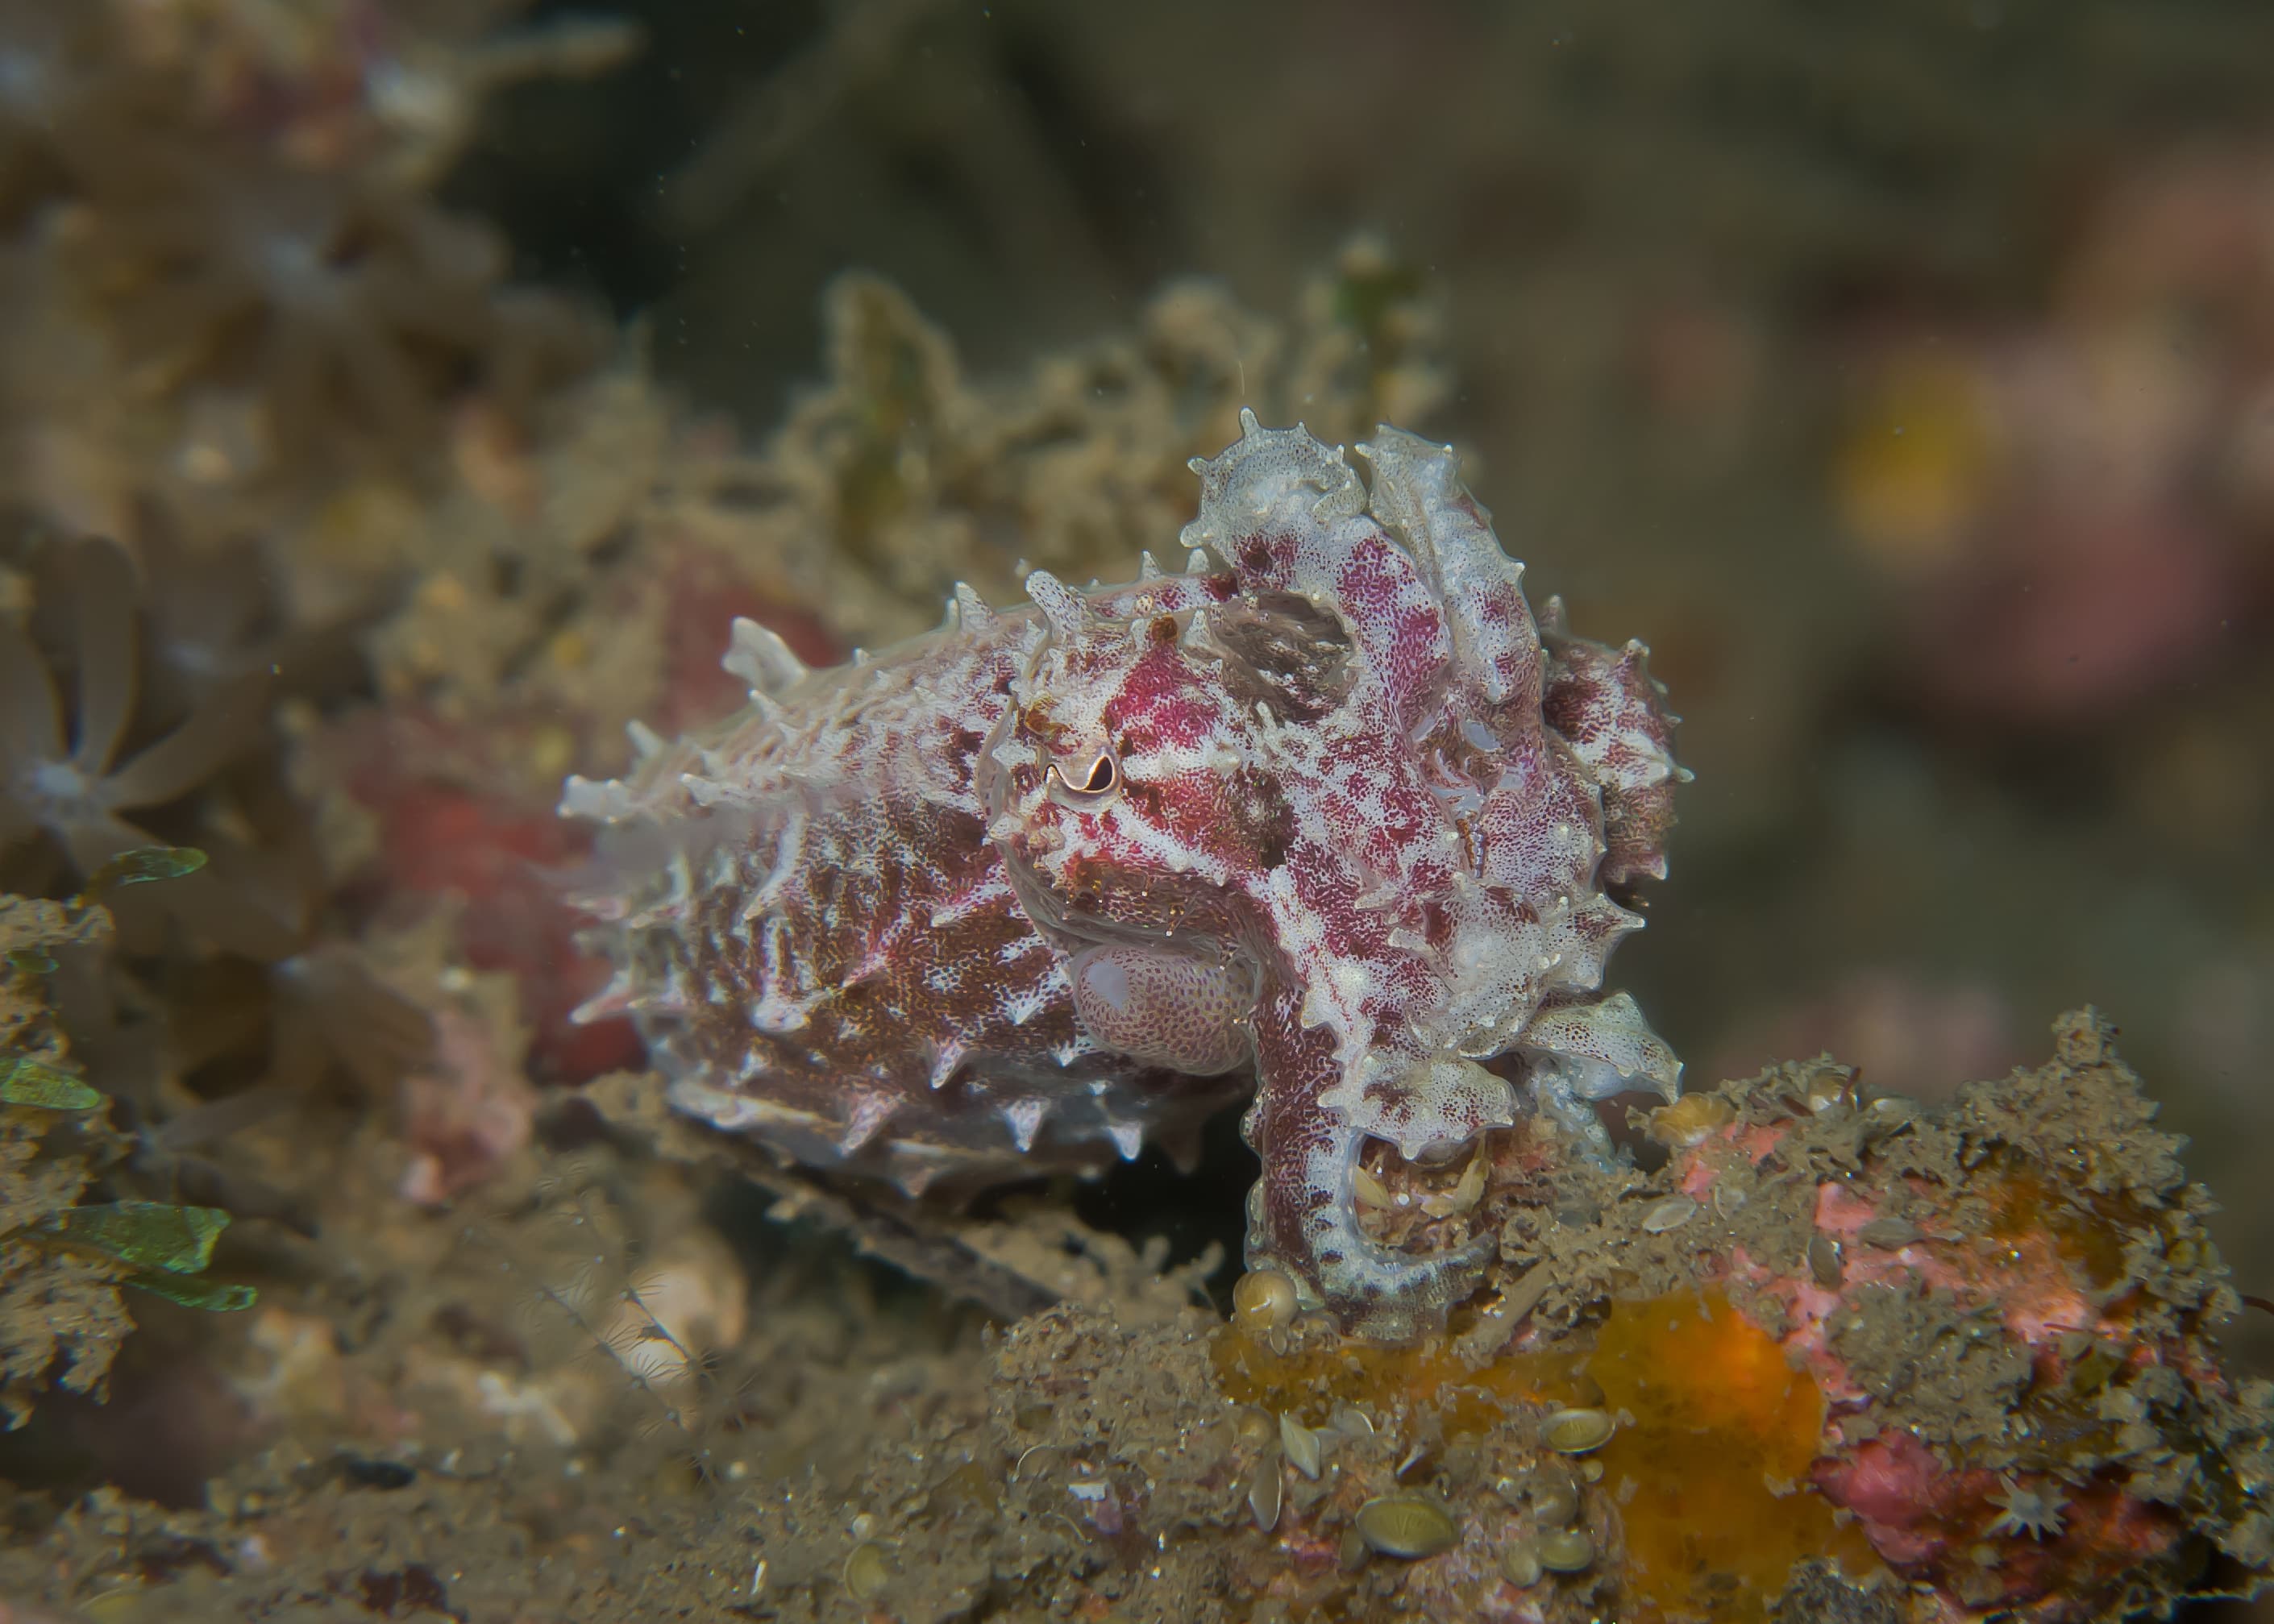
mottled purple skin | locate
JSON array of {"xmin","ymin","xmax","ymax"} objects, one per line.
[{"xmin": 563, "ymin": 413, "xmax": 1683, "ymax": 1339}]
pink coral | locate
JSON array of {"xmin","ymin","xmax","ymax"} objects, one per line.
[
  {"xmin": 326, "ymin": 709, "xmax": 639, "ymax": 1084},
  {"xmin": 396, "ymin": 1003, "xmax": 535, "ymax": 1207},
  {"xmin": 1644, "ymin": 1015, "xmax": 2269, "ymax": 1618}
]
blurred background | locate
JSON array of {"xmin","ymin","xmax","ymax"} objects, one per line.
[{"xmin": 0, "ymin": 0, "xmax": 2271, "ymax": 1616}]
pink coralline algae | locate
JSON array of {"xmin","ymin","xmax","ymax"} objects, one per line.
[{"xmin": 561, "ymin": 412, "xmax": 1685, "ymax": 1338}]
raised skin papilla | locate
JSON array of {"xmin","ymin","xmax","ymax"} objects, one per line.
[{"xmin": 563, "ymin": 412, "xmax": 1683, "ymax": 1340}]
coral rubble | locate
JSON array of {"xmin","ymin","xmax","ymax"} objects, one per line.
[{"xmin": 0, "ymin": 1015, "xmax": 2260, "ymax": 1622}]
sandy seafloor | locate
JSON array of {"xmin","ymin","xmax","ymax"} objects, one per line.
[{"xmin": 1, "ymin": 3, "xmax": 2273, "ymax": 1620}]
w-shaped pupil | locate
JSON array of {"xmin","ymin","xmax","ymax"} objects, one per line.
[{"xmin": 1074, "ymin": 754, "xmax": 1116, "ymax": 794}]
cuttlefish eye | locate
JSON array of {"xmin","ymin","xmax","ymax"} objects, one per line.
[{"xmin": 1046, "ymin": 747, "xmax": 1121, "ymax": 808}]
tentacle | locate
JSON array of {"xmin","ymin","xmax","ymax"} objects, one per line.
[
  {"xmin": 1520, "ymin": 988, "xmax": 1682, "ymax": 1161},
  {"xmin": 1244, "ymin": 986, "xmax": 1494, "ymax": 1340},
  {"xmin": 1358, "ymin": 428, "xmax": 1542, "ymax": 715},
  {"xmin": 1523, "ymin": 989, "xmax": 1681, "ymax": 1102}
]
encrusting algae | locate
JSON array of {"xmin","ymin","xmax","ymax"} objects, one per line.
[
  {"xmin": 1196, "ymin": 1011, "xmax": 2269, "ymax": 1622},
  {"xmin": 1212, "ymin": 1280, "xmax": 1881, "ymax": 1620},
  {"xmin": 1584, "ymin": 1290, "xmax": 1882, "ymax": 1618}
]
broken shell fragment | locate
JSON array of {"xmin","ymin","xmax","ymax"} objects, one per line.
[
  {"xmin": 1232, "ymin": 1268, "xmax": 1300, "ymax": 1331},
  {"xmin": 1640, "ymin": 1194, "xmax": 1698, "ymax": 1233},
  {"xmin": 843, "ymin": 1541, "xmax": 891, "ymax": 1600},
  {"xmin": 1500, "ymin": 1543, "xmax": 1544, "ymax": 1586},
  {"xmin": 1419, "ymin": 1149, "xmax": 1487, "ymax": 1218},
  {"xmin": 1536, "ymin": 1527, "xmax": 1595, "ymax": 1572},
  {"xmin": 1351, "ymin": 1162, "xmax": 1394, "ymax": 1209},
  {"xmin": 1245, "ymin": 1452, "xmax": 1283, "ymax": 1532},
  {"xmin": 1541, "ymin": 1406, "xmax": 1616, "ymax": 1455},
  {"xmin": 1802, "ymin": 1071, "xmax": 1853, "ymax": 1113},
  {"xmin": 1529, "ymin": 1475, "xmax": 1580, "ymax": 1527},
  {"xmin": 1279, "ymin": 1412, "xmax": 1324, "ymax": 1479},
  {"xmin": 1648, "ymin": 1092, "xmax": 1736, "ymax": 1147},
  {"xmin": 1355, "ymin": 1494, "xmax": 1458, "ymax": 1559},
  {"xmin": 1857, "ymin": 1216, "xmax": 1921, "ymax": 1248}
]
